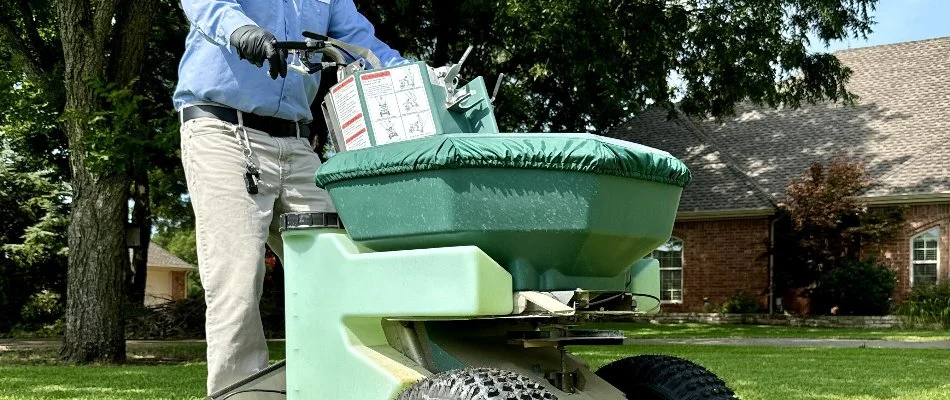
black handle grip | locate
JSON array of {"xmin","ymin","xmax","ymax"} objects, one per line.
[
  {"xmin": 273, "ymin": 40, "xmax": 325, "ymax": 50},
  {"xmin": 303, "ymin": 31, "xmax": 328, "ymax": 41}
]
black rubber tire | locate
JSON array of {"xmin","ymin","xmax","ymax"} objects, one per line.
[
  {"xmin": 397, "ymin": 367, "xmax": 558, "ymax": 400},
  {"xmin": 595, "ymin": 355, "xmax": 738, "ymax": 400}
]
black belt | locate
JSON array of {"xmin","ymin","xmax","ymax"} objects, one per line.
[{"xmin": 181, "ymin": 105, "xmax": 311, "ymax": 139}]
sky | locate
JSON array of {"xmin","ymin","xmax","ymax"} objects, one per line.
[{"xmin": 811, "ymin": 0, "xmax": 950, "ymax": 52}]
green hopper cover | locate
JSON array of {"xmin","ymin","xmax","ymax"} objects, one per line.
[{"xmin": 315, "ymin": 133, "xmax": 691, "ymax": 188}]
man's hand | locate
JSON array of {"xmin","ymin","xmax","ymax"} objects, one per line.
[{"xmin": 230, "ymin": 25, "xmax": 287, "ymax": 79}]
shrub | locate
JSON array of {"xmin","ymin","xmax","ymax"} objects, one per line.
[
  {"xmin": 772, "ymin": 160, "xmax": 904, "ymax": 293},
  {"xmin": 720, "ymin": 290, "xmax": 762, "ymax": 314},
  {"xmin": 897, "ymin": 282, "xmax": 950, "ymax": 328},
  {"xmin": 126, "ymin": 296, "xmax": 207, "ymax": 340},
  {"xmin": 0, "ymin": 290, "xmax": 66, "ymax": 338},
  {"xmin": 6, "ymin": 319, "xmax": 64, "ymax": 338},
  {"xmin": 19, "ymin": 290, "xmax": 63, "ymax": 323},
  {"xmin": 810, "ymin": 260, "xmax": 896, "ymax": 316}
]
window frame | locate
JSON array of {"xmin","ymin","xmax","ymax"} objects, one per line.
[
  {"xmin": 653, "ymin": 237, "xmax": 684, "ymax": 304},
  {"xmin": 910, "ymin": 227, "xmax": 940, "ymax": 287}
]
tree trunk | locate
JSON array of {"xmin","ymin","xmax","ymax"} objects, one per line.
[
  {"xmin": 61, "ymin": 172, "xmax": 131, "ymax": 363},
  {"xmin": 129, "ymin": 172, "xmax": 151, "ymax": 306},
  {"xmin": 57, "ymin": 0, "xmax": 159, "ymax": 363}
]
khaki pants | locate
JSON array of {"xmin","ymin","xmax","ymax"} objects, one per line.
[{"xmin": 179, "ymin": 116, "xmax": 334, "ymax": 395}]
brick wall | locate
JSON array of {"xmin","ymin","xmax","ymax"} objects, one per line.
[
  {"xmin": 663, "ymin": 217, "xmax": 771, "ymax": 312},
  {"xmin": 664, "ymin": 203, "xmax": 950, "ymax": 313},
  {"xmin": 869, "ymin": 203, "xmax": 950, "ymax": 299}
]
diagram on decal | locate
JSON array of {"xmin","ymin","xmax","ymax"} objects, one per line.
[
  {"xmin": 361, "ymin": 64, "xmax": 438, "ymax": 146},
  {"xmin": 377, "ymin": 96, "xmax": 392, "ymax": 118},
  {"xmin": 397, "ymin": 89, "xmax": 428, "ymax": 114},
  {"xmin": 398, "ymin": 72, "xmax": 415, "ymax": 90},
  {"xmin": 403, "ymin": 92, "xmax": 419, "ymax": 113},
  {"xmin": 383, "ymin": 120, "xmax": 399, "ymax": 140},
  {"xmin": 407, "ymin": 115, "xmax": 424, "ymax": 135},
  {"xmin": 367, "ymin": 94, "xmax": 400, "ymax": 121}
]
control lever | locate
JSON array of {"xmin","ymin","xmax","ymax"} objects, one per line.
[
  {"xmin": 444, "ymin": 45, "xmax": 475, "ymax": 108},
  {"xmin": 491, "ymin": 73, "xmax": 504, "ymax": 103}
]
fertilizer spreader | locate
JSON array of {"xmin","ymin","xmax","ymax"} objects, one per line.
[{"xmin": 209, "ymin": 32, "xmax": 738, "ymax": 400}]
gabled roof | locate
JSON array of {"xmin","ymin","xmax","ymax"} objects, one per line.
[
  {"xmin": 612, "ymin": 36, "xmax": 950, "ymax": 213},
  {"xmin": 611, "ymin": 108, "xmax": 775, "ymax": 215},
  {"xmin": 130, "ymin": 244, "xmax": 195, "ymax": 270}
]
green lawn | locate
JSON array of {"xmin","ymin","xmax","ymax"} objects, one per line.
[
  {"xmin": 0, "ymin": 341, "xmax": 282, "ymax": 400},
  {"xmin": 2, "ymin": 327, "xmax": 950, "ymax": 400},
  {"xmin": 591, "ymin": 322, "xmax": 950, "ymax": 342}
]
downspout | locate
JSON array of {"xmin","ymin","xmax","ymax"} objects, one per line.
[{"xmin": 769, "ymin": 217, "xmax": 777, "ymax": 315}]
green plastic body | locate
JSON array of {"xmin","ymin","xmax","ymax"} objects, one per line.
[
  {"xmin": 630, "ymin": 258, "xmax": 661, "ymax": 313},
  {"xmin": 282, "ymin": 229, "xmax": 513, "ymax": 400},
  {"xmin": 432, "ymin": 76, "xmax": 499, "ymax": 134},
  {"xmin": 325, "ymin": 168, "xmax": 682, "ymax": 291}
]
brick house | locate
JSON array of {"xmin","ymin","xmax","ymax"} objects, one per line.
[{"xmin": 611, "ymin": 37, "xmax": 950, "ymax": 313}]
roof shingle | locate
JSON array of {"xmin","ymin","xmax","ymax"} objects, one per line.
[
  {"xmin": 145, "ymin": 244, "xmax": 194, "ymax": 269},
  {"xmin": 613, "ymin": 36, "xmax": 950, "ymax": 212}
]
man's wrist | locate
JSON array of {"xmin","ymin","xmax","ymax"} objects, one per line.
[{"xmin": 219, "ymin": 11, "xmax": 258, "ymax": 52}]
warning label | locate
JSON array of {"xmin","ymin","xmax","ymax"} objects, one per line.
[
  {"xmin": 359, "ymin": 65, "xmax": 437, "ymax": 146},
  {"xmin": 341, "ymin": 113, "xmax": 369, "ymax": 150},
  {"xmin": 329, "ymin": 76, "xmax": 369, "ymax": 150}
]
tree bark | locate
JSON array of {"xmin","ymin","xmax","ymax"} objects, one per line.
[
  {"xmin": 57, "ymin": 0, "xmax": 159, "ymax": 363},
  {"xmin": 61, "ymin": 172, "xmax": 131, "ymax": 363}
]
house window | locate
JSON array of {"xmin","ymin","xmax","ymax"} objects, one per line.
[
  {"xmin": 653, "ymin": 238, "xmax": 683, "ymax": 303},
  {"xmin": 911, "ymin": 228, "xmax": 940, "ymax": 287}
]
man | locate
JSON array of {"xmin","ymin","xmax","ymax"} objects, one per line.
[{"xmin": 173, "ymin": 0, "xmax": 406, "ymax": 394}]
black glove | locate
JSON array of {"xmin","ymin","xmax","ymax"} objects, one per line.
[{"xmin": 230, "ymin": 25, "xmax": 287, "ymax": 79}]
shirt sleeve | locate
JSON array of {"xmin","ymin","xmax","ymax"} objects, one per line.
[
  {"xmin": 328, "ymin": 0, "xmax": 409, "ymax": 68},
  {"xmin": 180, "ymin": 0, "xmax": 258, "ymax": 50}
]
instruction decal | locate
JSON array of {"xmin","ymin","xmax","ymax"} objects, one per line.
[
  {"xmin": 359, "ymin": 65, "xmax": 437, "ymax": 146},
  {"xmin": 329, "ymin": 75, "xmax": 369, "ymax": 150}
]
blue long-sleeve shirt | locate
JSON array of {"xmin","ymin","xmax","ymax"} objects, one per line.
[{"xmin": 173, "ymin": 0, "xmax": 406, "ymax": 123}]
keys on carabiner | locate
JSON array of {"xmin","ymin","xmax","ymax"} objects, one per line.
[{"xmin": 245, "ymin": 164, "xmax": 261, "ymax": 194}]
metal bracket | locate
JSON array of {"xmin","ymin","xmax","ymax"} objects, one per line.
[
  {"xmin": 513, "ymin": 291, "xmax": 575, "ymax": 316},
  {"xmin": 337, "ymin": 58, "xmax": 366, "ymax": 81},
  {"xmin": 441, "ymin": 45, "xmax": 474, "ymax": 108},
  {"xmin": 543, "ymin": 346, "xmax": 587, "ymax": 393},
  {"xmin": 507, "ymin": 329, "xmax": 625, "ymax": 348}
]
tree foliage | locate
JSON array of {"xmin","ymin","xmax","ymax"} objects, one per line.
[
  {"xmin": 0, "ymin": 154, "xmax": 68, "ymax": 332},
  {"xmin": 0, "ymin": 0, "xmax": 885, "ymax": 347},
  {"xmin": 355, "ymin": 0, "xmax": 877, "ymax": 132},
  {"xmin": 0, "ymin": 0, "xmax": 164, "ymax": 362},
  {"xmin": 0, "ymin": 55, "xmax": 68, "ymax": 334},
  {"xmin": 774, "ymin": 159, "xmax": 904, "ymax": 291}
]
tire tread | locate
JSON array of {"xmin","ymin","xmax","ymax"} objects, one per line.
[
  {"xmin": 595, "ymin": 355, "xmax": 738, "ymax": 400},
  {"xmin": 398, "ymin": 367, "xmax": 557, "ymax": 400}
]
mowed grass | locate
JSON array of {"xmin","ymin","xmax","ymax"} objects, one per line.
[
  {"xmin": 591, "ymin": 322, "xmax": 950, "ymax": 342},
  {"xmin": 0, "ymin": 341, "xmax": 285, "ymax": 400},
  {"xmin": 0, "ymin": 364, "xmax": 208, "ymax": 400},
  {"xmin": 3, "ymin": 330, "xmax": 950, "ymax": 399}
]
